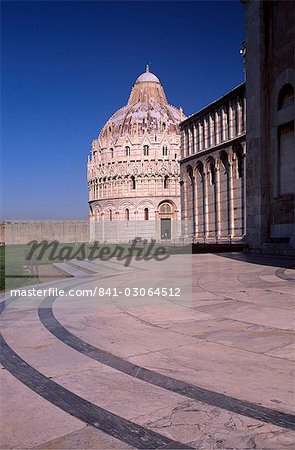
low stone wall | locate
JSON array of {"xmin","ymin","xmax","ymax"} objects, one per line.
[{"xmin": 2, "ymin": 220, "xmax": 90, "ymax": 244}]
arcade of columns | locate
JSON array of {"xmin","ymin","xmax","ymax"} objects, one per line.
[{"xmin": 180, "ymin": 83, "xmax": 246, "ymax": 241}]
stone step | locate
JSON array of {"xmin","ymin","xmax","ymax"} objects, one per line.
[
  {"xmin": 82, "ymin": 258, "xmax": 135, "ymax": 272},
  {"xmin": 52, "ymin": 262, "xmax": 90, "ymax": 278},
  {"xmin": 66, "ymin": 259, "xmax": 105, "ymax": 275}
]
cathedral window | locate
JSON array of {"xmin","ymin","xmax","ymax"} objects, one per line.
[
  {"xmin": 278, "ymin": 84, "xmax": 294, "ymax": 110},
  {"xmin": 109, "ymin": 210, "xmax": 113, "ymax": 221},
  {"xmin": 209, "ymin": 162, "xmax": 216, "ymax": 185},
  {"xmin": 131, "ymin": 176, "xmax": 136, "ymax": 189},
  {"xmin": 162, "ymin": 122, "xmax": 166, "ymax": 132},
  {"xmin": 144, "ymin": 208, "xmax": 149, "ymax": 220},
  {"xmin": 164, "ymin": 175, "xmax": 169, "ymax": 189},
  {"xmin": 125, "ymin": 146, "xmax": 130, "ymax": 156},
  {"xmin": 162, "ymin": 146, "xmax": 168, "ymax": 156},
  {"xmin": 278, "ymin": 122, "xmax": 294, "ymax": 195},
  {"xmin": 234, "ymin": 147, "xmax": 244, "ymax": 178},
  {"xmin": 110, "ymin": 148, "xmax": 114, "ymax": 158},
  {"xmin": 125, "ymin": 208, "xmax": 130, "ymax": 221},
  {"xmin": 143, "ymin": 145, "xmax": 149, "ymax": 156}
]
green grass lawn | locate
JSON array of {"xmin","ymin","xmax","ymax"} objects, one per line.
[{"xmin": 1, "ymin": 240, "xmax": 182, "ymax": 292}]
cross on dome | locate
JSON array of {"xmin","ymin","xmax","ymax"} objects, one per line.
[{"xmin": 136, "ymin": 66, "xmax": 160, "ymax": 84}]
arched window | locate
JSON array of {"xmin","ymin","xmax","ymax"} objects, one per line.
[
  {"xmin": 109, "ymin": 210, "xmax": 113, "ymax": 221},
  {"xmin": 125, "ymin": 146, "xmax": 130, "ymax": 156},
  {"xmin": 220, "ymin": 151, "xmax": 229, "ymax": 172},
  {"xmin": 131, "ymin": 176, "xmax": 136, "ymax": 190},
  {"xmin": 125, "ymin": 208, "xmax": 130, "ymax": 221},
  {"xmin": 209, "ymin": 162, "xmax": 216, "ymax": 185},
  {"xmin": 278, "ymin": 84, "xmax": 294, "ymax": 110},
  {"xmin": 196, "ymin": 161, "xmax": 204, "ymax": 181},
  {"xmin": 164, "ymin": 175, "xmax": 169, "ymax": 189},
  {"xmin": 143, "ymin": 145, "xmax": 149, "ymax": 156},
  {"xmin": 278, "ymin": 122, "xmax": 294, "ymax": 195},
  {"xmin": 110, "ymin": 148, "xmax": 114, "ymax": 158},
  {"xmin": 144, "ymin": 208, "xmax": 149, "ymax": 220},
  {"xmin": 162, "ymin": 122, "xmax": 166, "ymax": 132},
  {"xmin": 234, "ymin": 147, "xmax": 244, "ymax": 178},
  {"xmin": 162, "ymin": 146, "xmax": 168, "ymax": 156}
]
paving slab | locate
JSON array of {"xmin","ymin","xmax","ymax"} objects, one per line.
[
  {"xmin": 133, "ymin": 400, "xmax": 295, "ymax": 449},
  {"xmin": 128, "ymin": 341, "xmax": 295, "ymax": 413},
  {"xmin": 266, "ymin": 343, "xmax": 295, "ymax": 361},
  {"xmin": 34, "ymin": 426, "xmax": 132, "ymax": 449},
  {"xmin": 0, "ymin": 367, "xmax": 84, "ymax": 449}
]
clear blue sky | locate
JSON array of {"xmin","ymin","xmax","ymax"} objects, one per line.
[{"xmin": 1, "ymin": 1, "xmax": 245, "ymax": 220}]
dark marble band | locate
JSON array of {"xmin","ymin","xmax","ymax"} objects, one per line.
[
  {"xmin": 0, "ymin": 332, "xmax": 193, "ymax": 449},
  {"xmin": 275, "ymin": 268, "xmax": 295, "ymax": 281},
  {"xmin": 38, "ymin": 295, "xmax": 295, "ymax": 431}
]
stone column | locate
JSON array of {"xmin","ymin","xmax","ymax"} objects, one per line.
[
  {"xmin": 203, "ymin": 169, "xmax": 208, "ymax": 239},
  {"xmin": 193, "ymin": 170, "xmax": 198, "ymax": 238},
  {"xmin": 183, "ymin": 179, "xmax": 189, "ymax": 238},
  {"xmin": 186, "ymin": 128, "xmax": 190, "ymax": 157},
  {"xmin": 229, "ymin": 101, "xmax": 234, "ymax": 139},
  {"xmin": 180, "ymin": 129, "xmax": 185, "ymax": 159},
  {"xmin": 193, "ymin": 124, "xmax": 197, "ymax": 154},
  {"xmin": 209, "ymin": 115, "xmax": 214, "ymax": 147},
  {"xmin": 215, "ymin": 164, "xmax": 221, "ymax": 238},
  {"xmin": 115, "ymin": 211, "xmax": 119, "ymax": 242},
  {"xmin": 135, "ymin": 210, "xmax": 138, "ymax": 237},
  {"xmin": 237, "ymin": 98, "xmax": 243, "ymax": 135},
  {"xmin": 204, "ymin": 117, "xmax": 209, "ymax": 149},
  {"xmin": 228, "ymin": 153, "xmax": 235, "ymax": 237},
  {"xmin": 101, "ymin": 213, "xmax": 105, "ymax": 242},
  {"xmin": 242, "ymin": 142, "xmax": 246, "ymax": 236},
  {"xmin": 189, "ymin": 173, "xmax": 196, "ymax": 238},
  {"xmin": 195, "ymin": 122, "xmax": 199, "ymax": 152},
  {"xmin": 222, "ymin": 107, "xmax": 227, "ymax": 141},
  {"xmin": 180, "ymin": 180, "xmax": 185, "ymax": 238},
  {"xmin": 215, "ymin": 110, "xmax": 220, "ymax": 145},
  {"xmin": 198, "ymin": 122, "xmax": 203, "ymax": 151},
  {"xmin": 190, "ymin": 126, "xmax": 193, "ymax": 155}
]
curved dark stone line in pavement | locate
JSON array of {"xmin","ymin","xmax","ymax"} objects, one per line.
[
  {"xmin": 0, "ymin": 294, "xmax": 193, "ymax": 449},
  {"xmin": 38, "ymin": 295, "xmax": 295, "ymax": 431},
  {"xmin": 0, "ymin": 334, "xmax": 193, "ymax": 449},
  {"xmin": 275, "ymin": 268, "xmax": 295, "ymax": 281}
]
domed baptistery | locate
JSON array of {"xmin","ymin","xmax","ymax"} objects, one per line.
[{"xmin": 87, "ymin": 66, "xmax": 184, "ymax": 242}]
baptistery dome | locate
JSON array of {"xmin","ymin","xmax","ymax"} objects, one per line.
[{"xmin": 87, "ymin": 66, "xmax": 185, "ymax": 243}]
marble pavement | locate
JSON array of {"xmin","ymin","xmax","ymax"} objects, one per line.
[{"xmin": 1, "ymin": 252, "xmax": 294, "ymax": 449}]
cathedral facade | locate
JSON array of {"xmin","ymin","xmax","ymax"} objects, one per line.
[
  {"xmin": 179, "ymin": 84, "xmax": 246, "ymax": 242},
  {"xmin": 87, "ymin": 67, "xmax": 183, "ymax": 243},
  {"xmin": 244, "ymin": 0, "xmax": 295, "ymax": 253}
]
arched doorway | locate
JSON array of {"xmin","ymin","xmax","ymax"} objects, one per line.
[{"xmin": 157, "ymin": 201, "xmax": 177, "ymax": 241}]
